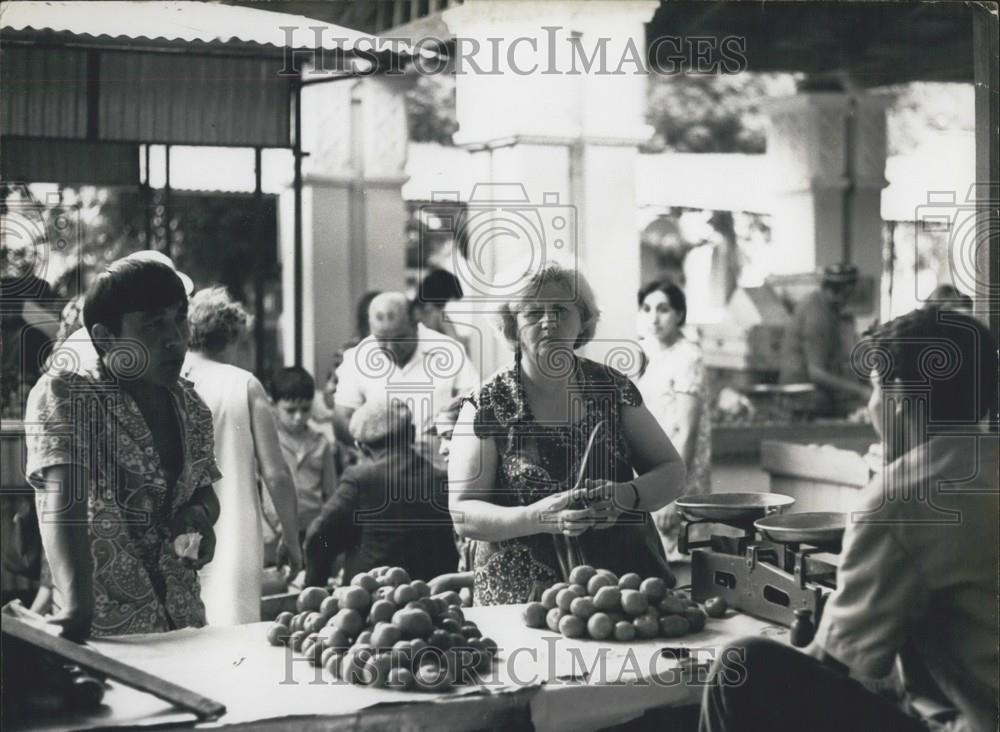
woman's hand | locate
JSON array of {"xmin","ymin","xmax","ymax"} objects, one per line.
[
  {"xmin": 530, "ymin": 488, "xmax": 597, "ymax": 537},
  {"xmin": 652, "ymin": 503, "xmax": 680, "ymax": 535},
  {"xmin": 582, "ymin": 479, "xmax": 628, "ymax": 530}
]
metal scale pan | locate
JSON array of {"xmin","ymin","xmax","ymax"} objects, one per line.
[
  {"xmin": 755, "ymin": 512, "xmax": 847, "ymax": 548},
  {"xmin": 676, "ymin": 492, "xmax": 796, "ymax": 523}
]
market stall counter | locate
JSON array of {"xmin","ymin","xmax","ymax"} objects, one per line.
[{"xmin": 10, "ymin": 606, "xmax": 785, "ymax": 732}]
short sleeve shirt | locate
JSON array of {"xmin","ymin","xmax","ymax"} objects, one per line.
[
  {"xmin": 276, "ymin": 425, "xmax": 334, "ymax": 532},
  {"xmin": 335, "ymin": 324, "xmax": 479, "ymax": 464},
  {"xmin": 24, "ymin": 340, "xmax": 221, "ymax": 637},
  {"xmin": 814, "ymin": 435, "xmax": 998, "ymax": 732},
  {"xmin": 779, "ymin": 290, "xmax": 857, "ymax": 383}
]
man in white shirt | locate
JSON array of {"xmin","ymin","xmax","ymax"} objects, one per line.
[{"xmin": 333, "ymin": 292, "xmax": 479, "ymax": 472}]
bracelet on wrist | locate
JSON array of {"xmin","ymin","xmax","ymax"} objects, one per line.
[{"xmin": 628, "ymin": 481, "xmax": 640, "ymax": 510}]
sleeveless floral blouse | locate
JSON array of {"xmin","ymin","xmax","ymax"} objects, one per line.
[{"xmin": 464, "ymin": 357, "xmax": 674, "ymax": 606}]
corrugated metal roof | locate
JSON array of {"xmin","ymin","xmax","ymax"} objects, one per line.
[
  {"xmin": 0, "ymin": 1, "xmax": 379, "ymax": 53},
  {"xmin": 2, "ymin": 45, "xmax": 293, "ymax": 146},
  {"xmin": 97, "ymin": 51, "xmax": 291, "ymax": 146},
  {"xmin": 3, "ymin": 137, "xmax": 138, "ymax": 184},
  {"xmin": 0, "ymin": 46, "xmax": 88, "ymax": 139}
]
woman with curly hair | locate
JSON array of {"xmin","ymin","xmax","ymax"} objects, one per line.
[
  {"xmin": 447, "ymin": 262, "xmax": 686, "ymax": 605},
  {"xmin": 183, "ymin": 287, "xmax": 301, "ymax": 624}
]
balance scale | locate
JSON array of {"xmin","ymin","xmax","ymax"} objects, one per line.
[{"xmin": 675, "ymin": 493, "xmax": 845, "ymax": 629}]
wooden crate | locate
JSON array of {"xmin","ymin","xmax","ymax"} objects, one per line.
[
  {"xmin": 260, "ymin": 591, "xmax": 298, "ymax": 621},
  {"xmin": 761, "ymin": 439, "xmax": 872, "ymax": 513},
  {"xmin": 1, "ymin": 421, "xmax": 27, "ymax": 492},
  {"xmin": 713, "ymin": 421, "xmax": 876, "ymax": 460}
]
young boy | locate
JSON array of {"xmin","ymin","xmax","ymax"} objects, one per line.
[
  {"xmin": 308, "ymin": 350, "xmax": 362, "ymax": 475},
  {"xmin": 25, "ymin": 257, "xmax": 220, "ymax": 638},
  {"xmin": 265, "ymin": 367, "xmax": 337, "ymax": 550}
]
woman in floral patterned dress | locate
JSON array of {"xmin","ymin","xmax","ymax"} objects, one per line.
[
  {"xmin": 447, "ymin": 263, "xmax": 686, "ymax": 606},
  {"xmin": 636, "ymin": 280, "xmax": 712, "ymax": 560}
]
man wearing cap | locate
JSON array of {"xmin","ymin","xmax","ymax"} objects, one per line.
[
  {"xmin": 779, "ymin": 264, "xmax": 870, "ymax": 417},
  {"xmin": 303, "ymin": 400, "xmax": 458, "ymax": 585}
]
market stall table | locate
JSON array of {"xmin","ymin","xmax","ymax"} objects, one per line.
[{"xmin": 11, "ymin": 606, "xmax": 787, "ymax": 732}]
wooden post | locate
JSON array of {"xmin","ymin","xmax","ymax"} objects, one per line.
[
  {"xmin": 143, "ymin": 144, "xmax": 152, "ymax": 249},
  {"xmin": 972, "ymin": 5, "xmax": 999, "ymax": 350},
  {"xmin": 292, "ymin": 81, "xmax": 304, "ymax": 367},
  {"xmin": 253, "ymin": 147, "xmax": 266, "ymax": 377},
  {"xmin": 163, "ymin": 144, "xmax": 171, "ymax": 257},
  {"xmin": 377, "ymin": 1, "xmax": 391, "ymax": 33}
]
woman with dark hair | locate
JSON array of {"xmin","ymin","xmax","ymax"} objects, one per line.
[
  {"xmin": 448, "ymin": 263, "xmax": 685, "ymax": 605},
  {"xmin": 183, "ymin": 287, "xmax": 301, "ymax": 625},
  {"xmin": 415, "ymin": 269, "xmax": 463, "ymax": 337},
  {"xmin": 636, "ymin": 280, "xmax": 712, "ymax": 560}
]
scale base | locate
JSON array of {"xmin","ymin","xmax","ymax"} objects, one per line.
[{"xmin": 690, "ymin": 548, "xmax": 829, "ymax": 628}]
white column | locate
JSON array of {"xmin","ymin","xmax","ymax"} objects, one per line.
[
  {"xmin": 443, "ymin": 0, "xmax": 658, "ymax": 377},
  {"xmin": 357, "ymin": 75, "xmax": 411, "ymax": 294},
  {"xmin": 849, "ymin": 97, "xmax": 892, "ymax": 290},
  {"xmin": 279, "ymin": 75, "xmax": 410, "ymax": 378},
  {"xmin": 766, "ymin": 92, "xmax": 889, "ymax": 317}
]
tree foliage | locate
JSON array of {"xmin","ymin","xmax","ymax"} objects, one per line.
[
  {"xmin": 403, "ymin": 70, "xmax": 799, "ymax": 151},
  {"xmin": 645, "ymin": 72, "xmax": 797, "ymax": 153},
  {"xmin": 406, "ymin": 75, "xmax": 459, "ymax": 145},
  {"xmin": 882, "ymin": 82, "xmax": 973, "ymax": 157}
]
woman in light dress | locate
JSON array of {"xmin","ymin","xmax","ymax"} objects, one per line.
[
  {"xmin": 183, "ymin": 287, "xmax": 301, "ymax": 624},
  {"xmin": 636, "ymin": 280, "xmax": 712, "ymax": 560}
]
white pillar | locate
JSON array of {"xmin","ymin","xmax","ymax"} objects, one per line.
[
  {"xmin": 279, "ymin": 75, "xmax": 410, "ymax": 378},
  {"xmin": 766, "ymin": 92, "xmax": 889, "ymax": 318},
  {"xmin": 443, "ymin": 0, "xmax": 658, "ymax": 376}
]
